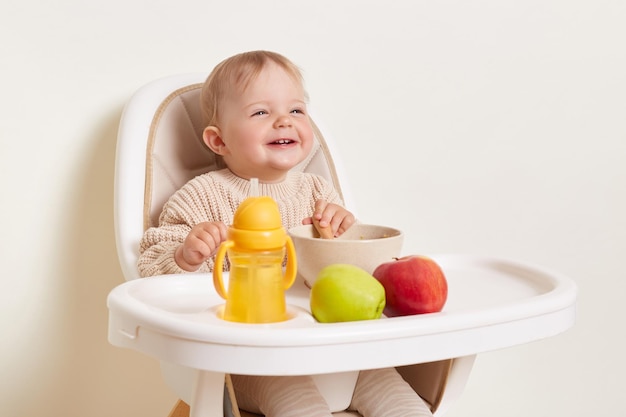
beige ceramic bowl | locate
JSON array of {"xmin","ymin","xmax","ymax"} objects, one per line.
[{"xmin": 288, "ymin": 224, "xmax": 404, "ymax": 287}]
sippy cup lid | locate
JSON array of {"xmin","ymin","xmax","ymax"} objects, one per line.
[
  {"xmin": 229, "ymin": 196, "xmax": 287, "ymax": 250},
  {"xmin": 233, "ymin": 196, "xmax": 282, "ymax": 230}
]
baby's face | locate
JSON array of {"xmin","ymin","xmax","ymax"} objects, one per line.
[{"xmin": 217, "ymin": 62, "xmax": 314, "ymax": 183}]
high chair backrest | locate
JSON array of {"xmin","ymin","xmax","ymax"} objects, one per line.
[{"xmin": 114, "ymin": 73, "xmax": 352, "ymax": 281}]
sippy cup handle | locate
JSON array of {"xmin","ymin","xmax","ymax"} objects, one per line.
[
  {"xmin": 213, "ymin": 240, "xmax": 233, "ymax": 300},
  {"xmin": 283, "ymin": 236, "xmax": 297, "ymax": 290}
]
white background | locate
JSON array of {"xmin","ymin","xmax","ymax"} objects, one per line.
[{"xmin": 1, "ymin": 1, "xmax": 624, "ymax": 416}]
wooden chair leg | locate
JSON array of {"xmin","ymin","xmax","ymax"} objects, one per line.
[
  {"xmin": 167, "ymin": 399, "xmax": 190, "ymax": 417},
  {"xmin": 225, "ymin": 374, "xmax": 242, "ymax": 417},
  {"xmin": 165, "ymin": 374, "xmax": 242, "ymax": 417}
]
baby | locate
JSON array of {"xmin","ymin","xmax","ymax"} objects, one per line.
[{"xmin": 138, "ymin": 50, "xmax": 432, "ymax": 417}]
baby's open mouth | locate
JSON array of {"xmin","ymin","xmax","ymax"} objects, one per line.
[{"xmin": 270, "ymin": 139, "xmax": 295, "ymax": 145}]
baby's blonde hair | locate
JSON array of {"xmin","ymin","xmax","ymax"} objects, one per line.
[{"xmin": 200, "ymin": 50, "xmax": 307, "ymax": 127}]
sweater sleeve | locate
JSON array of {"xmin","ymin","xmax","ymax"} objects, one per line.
[
  {"xmin": 137, "ymin": 211, "xmax": 213, "ymax": 278},
  {"xmin": 138, "ymin": 226, "xmax": 196, "ymax": 277},
  {"xmin": 137, "ymin": 175, "xmax": 229, "ymax": 277}
]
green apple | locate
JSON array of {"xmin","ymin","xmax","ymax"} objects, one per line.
[{"xmin": 310, "ymin": 264, "xmax": 386, "ymax": 323}]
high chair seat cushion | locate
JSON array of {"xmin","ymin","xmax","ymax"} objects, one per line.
[{"xmin": 144, "ymin": 82, "xmax": 345, "ymax": 230}]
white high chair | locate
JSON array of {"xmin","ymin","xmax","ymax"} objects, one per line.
[{"xmin": 108, "ymin": 74, "xmax": 577, "ymax": 417}]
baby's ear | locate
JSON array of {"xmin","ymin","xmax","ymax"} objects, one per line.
[{"xmin": 203, "ymin": 126, "xmax": 226, "ymax": 155}]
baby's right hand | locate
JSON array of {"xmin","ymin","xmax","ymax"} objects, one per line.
[{"xmin": 175, "ymin": 221, "xmax": 228, "ymax": 272}]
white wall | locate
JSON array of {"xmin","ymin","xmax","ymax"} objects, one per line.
[{"xmin": 1, "ymin": 1, "xmax": 624, "ymax": 416}]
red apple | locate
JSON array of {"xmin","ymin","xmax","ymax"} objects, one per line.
[{"xmin": 372, "ymin": 255, "xmax": 448, "ymax": 316}]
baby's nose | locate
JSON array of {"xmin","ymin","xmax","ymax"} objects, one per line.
[{"xmin": 274, "ymin": 114, "xmax": 293, "ymax": 128}]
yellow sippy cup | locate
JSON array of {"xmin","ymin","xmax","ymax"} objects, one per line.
[{"xmin": 213, "ymin": 195, "xmax": 297, "ymax": 323}]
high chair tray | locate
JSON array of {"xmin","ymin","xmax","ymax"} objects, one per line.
[{"xmin": 107, "ymin": 254, "xmax": 576, "ymax": 375}]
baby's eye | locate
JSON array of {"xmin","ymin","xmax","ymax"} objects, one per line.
[
  {"xmin": 290, "ymin": 108, "xmax": 305, "ymax": 115},
  {"xmin": 252, "ymin": 110, "xmax": 267, "ymax": 116}
]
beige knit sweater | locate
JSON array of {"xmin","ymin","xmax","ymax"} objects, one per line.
[{"xmin": 138, "ymin": 168, "xmax": 343, "ymax": 277}]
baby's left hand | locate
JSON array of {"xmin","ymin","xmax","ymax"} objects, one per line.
[{"xmin": 303, "ymin": 200, "xmax": 355, "ymax": 238}]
